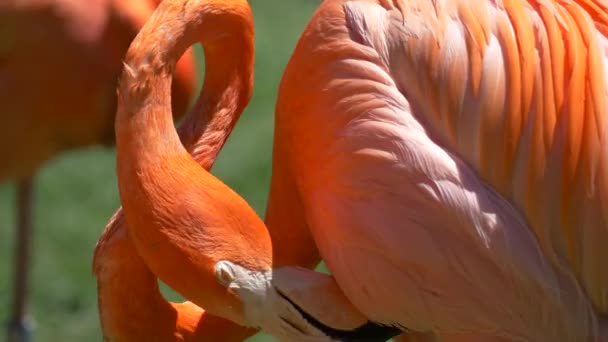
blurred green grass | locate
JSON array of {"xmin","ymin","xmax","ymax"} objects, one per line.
[{"xmin": 0, "ymin": 1, "xmax": 320, "ymax": 340}]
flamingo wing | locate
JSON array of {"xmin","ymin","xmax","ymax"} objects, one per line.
[
  {"xmin": 371, "ymin": 0, "xmax": 608, "ymax": 314},
  {"xmin": 276, "ymin": 0, "xmax": 605, "ymax": 339}
]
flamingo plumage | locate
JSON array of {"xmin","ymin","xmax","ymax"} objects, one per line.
[
  {"xmin": 100, "ymin": 0, "xmax": 608, "ymax": 340},
  {"xmin": 271, "ymin": 0, "xmax": 608, "ymax": 340},
  {"xmin": 0, "ymin": 1, "xmax": 196, "ymax": 339}
]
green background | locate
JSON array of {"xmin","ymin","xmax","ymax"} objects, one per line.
[{"xmin": 0, "ymin": 0, "xmax": 320, "ymax": 340}]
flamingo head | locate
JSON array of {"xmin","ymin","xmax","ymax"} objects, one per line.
[{"xmin": 213, "ymin": 261, "xmax": 403, "ymax": 341}]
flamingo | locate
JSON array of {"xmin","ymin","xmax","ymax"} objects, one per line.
[
  {"xmin": 107, "ymin": 0, "xmax": 608, "ymax": 340},
  {"xmin": 1, "ymin": 0, "xmax": 196, "ymax": 340},
  {"xmin": 120, "ymin": 0, "xmax": 608, "ymax": 341},
  {"xmin": 270, "ymin": 0, "xmax": 608, "ymax": 340},
  {"xmin": 106, "ymin": 0, "xmax": 402, "ymax": 340}
]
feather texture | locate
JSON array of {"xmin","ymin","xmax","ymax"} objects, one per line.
[{"xmin": 275, "ymin": 0, "xmax": 608, "ymax": 339}]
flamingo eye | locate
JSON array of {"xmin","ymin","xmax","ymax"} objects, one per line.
[{"xmin": 214, "ymin": 260, "xmax": 236, "ymax": 286}]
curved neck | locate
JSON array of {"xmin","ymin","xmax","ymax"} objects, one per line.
[
  {"xmin": 94, "ymin": 217, "xmax": 201, "ymax": 340},
  {"xmin": 94, "ymin": 219, "xmax": 258, "ymax": 341},
  {"xmin": 115, "ymin": 0, "xmax": 254, "ymax": 167},
  {"xmin": 111, "ymin": 0, "xmax": 261, "ymax": 327},
  {"xmin": 178, "ymin": 40, "xmax": 254, "ymax": 169}
]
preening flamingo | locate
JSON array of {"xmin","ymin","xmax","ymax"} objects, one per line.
[
  {"xmin": 271, "ymin": 0, "xmax": 608, "ymax": 340},
  {"xmin": 0, "ymin": 0, "xmax": 196, "ymax": 340},
  {"xmin": 102, "ymin": 0, "xmax": 608, "ymax": 339},
  {"xmin": 107, "ymin": 0, "xmax": 401, "ymax": 340}
]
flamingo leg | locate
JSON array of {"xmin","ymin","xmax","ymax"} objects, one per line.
[{"xmin": 7, "ymin": 177, "xmax": 35, "ymax": 342}]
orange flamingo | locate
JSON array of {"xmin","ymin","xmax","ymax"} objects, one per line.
[
  {"xmin": 106, "ymin": 0, "xmax": 402, "ymax": 340},
  {"xmin": 119, "ymin": 0, "xmax": 608, "ymax": 341},
  {"xmin": 271, "ymin": 0, "xmax": 608, "ymax": 340},
  {"xmin": 1, "ymin": 0, "xmax": 196, "ymax": 340}
]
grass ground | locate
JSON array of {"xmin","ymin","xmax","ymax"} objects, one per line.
[{"xmin": 0, "ymin": 1, "xmax": 320, "ymax": 340}]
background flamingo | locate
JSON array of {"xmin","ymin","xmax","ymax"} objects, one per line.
[
  {"xmin": 270, "ymin": 0, "xmax": 608, "ymax": 340},
  {"xmin": 0, "ymin": 0, "xmax": 196, "ymax": 340}
]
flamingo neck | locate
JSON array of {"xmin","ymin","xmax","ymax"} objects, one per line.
[
  {"xmin": 178, "ymin": 40, "xmax": 254, "ymax": 169},
  {"xmin": 111, "ymin": 0, "xmax": 260, "ymax": 326},
  {"xmin": 114, "ymin": 0, "xmax": 254, "ymax": 167},
  {"xmin": 94, "ymin": 219, "xmax": 203, "ymax": 340},
  {"xmin": 265, "ymin": 156, "xmax": 321, "ymax": 268}
]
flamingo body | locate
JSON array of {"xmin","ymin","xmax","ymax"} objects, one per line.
[
  {"xmin": 275, "ymin": 0, "xmax": 608, "ymax": 339},
  {"xmin": 0, "ymin": 0, "xmax": 195, "ymax": 180},
  {"xmin": 99, "ymin": 0, "xmax": 608, "ymax": 339}
]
